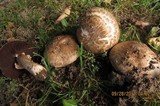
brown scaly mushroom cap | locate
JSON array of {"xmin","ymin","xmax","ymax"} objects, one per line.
[
  {"xmin": 77, "ymin": 7, "xmax": 120, "ymax": 54},
  {"xmin": 0, "ymin": 41, "xmax": 35, "ymax": 79},
  {"xmin": 109, "ymin": 41, "xmax": 160, "ymax": 78},
  {"xmin": 44, "ymin": 35, "xmax": 78, "ymax": 68}
]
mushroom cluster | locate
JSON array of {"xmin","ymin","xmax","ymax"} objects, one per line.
[
  {"xmin": 77, "ymin": 7, "xmax": 120, "ymax": 54},
  {"xmin": 0, "ymin": 7, "xmax": 120, "ymax": 80},
  {"xmin": 44, "ymin": 7, "xmax": 120, "ymax": 68},
  {"xmin": 1, "ymin": 8, "xmax": 159, "ymax": 104}
]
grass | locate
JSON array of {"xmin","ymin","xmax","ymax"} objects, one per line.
[
  {"xmin": 120, "ymin": 24, "xmax": 141, "ymax": 42},
  {"xmin": 0, "ymin": 77, "xmax": 20, "ymax": 105},
  {"xmin": 42, "ymin": 49, "xmax": 102, "ymax": 105},
  {"xmin": 0, "ymin": 0, "xmax": 160, "ymax": 105}
]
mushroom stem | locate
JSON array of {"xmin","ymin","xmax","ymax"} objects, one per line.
[{"xmin": 15, "ymin": 53, "xmax": 47, "ymax": 80}]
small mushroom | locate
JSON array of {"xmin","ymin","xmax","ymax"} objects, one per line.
[
  {"xmin": 109, "ymin": 41, "xmax": 160, "ymax": 77},
  {"xmin": 44, "ymin": 35, "xmax": 78, "ymax": 68},
  {"xmin": 77, "ymin": 7, "xmax": 120, "ymax": 54},
  {"xmin": 0, "ymin": 41, "xmax": 47, "ymax": 80}
]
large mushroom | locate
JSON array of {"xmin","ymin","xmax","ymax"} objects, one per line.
[
  {"xmin": 44, "ymin": 35, "xmax": 78, "ymax": 68},
  {"xmin": 0, "ymin": 41, "xmax": 47, "ymax": 80},
  {"xmin": 77, "ymin": 7, "xmax": 120, "ymax": 54},
  {"xmin": 109, "ymin": 41, "xmax": 160, "ymax": 77},
  {"xmin": 109, "ymin": 41, "xmax": 160, "ymax": 105}
]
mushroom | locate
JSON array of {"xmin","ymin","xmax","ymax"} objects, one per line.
[
  {"xmin": 77, "ymin": 7, "xmax": 120, "ymax": 54},
  {"xmin": 0, "ymin": 41, "xmax": 47, "ymax": 80},
  {"xmin": 44, "ymin": 35, "xmax": 78, "ymax": 68},
  {"xmin": 109, "ymin": 41, "xmax": 160, "ymax": 77},
  {"xmin": 109, "ymin": 41, "xmax": 160, "ymax": 105}
]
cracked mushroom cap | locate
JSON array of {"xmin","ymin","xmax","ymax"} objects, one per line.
[
  {"xmin": 77, "ymin": 7, "xmax": 120, "ymax": 54},
  {"xmin": 44, "ymin": 35, "xmax": 78, "ymax": 68},
  {"xmin": 109, "ymin": 41, "xmax": 160, "ymax": 77},
  {"xmin": 0, "ymin": 41, "xmax": 35, "ymax": 79}
]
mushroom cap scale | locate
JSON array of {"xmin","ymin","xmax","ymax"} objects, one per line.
[
  {"xmin": 109, "ymin": 41, "xmax": 160, "ymax": 77},
  {"xmin": 44, "ymin": 35, "xmax": 78, "ymax": 68},
  {"xmin": 77, "ymin": 7, "xmax": 120, "ymax": 54}
]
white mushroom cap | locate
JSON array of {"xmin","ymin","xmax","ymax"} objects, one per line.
[
  {"xmin": 109, "ymin": 41, "xmax": 160, "ymax": 77},
  {"xmin": 44, "ymin": 35, "xmax": 78, "ymax": 68},
  {"xmin": 77, "ymin": 7, "xmax": 120, "ymax": 54}
]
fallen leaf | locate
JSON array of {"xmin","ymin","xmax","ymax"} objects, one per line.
[
  {"xmin": 61, "ymin": 19, "xmax": 69, "ymax": 27},
  {"xmin": 3, "ymin": 30, "xmax": 14, "ymax": 38},
  {"xmin": 62, "ymin": 99, "xmax": 77, "ymax": 106},
  {"xmin": 132, "ymin": 18, "xmax": 150, "ymax": 29},
  {"xmin": 10, "ymin": 103, "xmax": 19, "ymax": 106},
  {"xmin": 6, "ymin": 21, "xmax": 15, "ymax": 30},
  {"xmin": 148, "ymin": 37, "xmax": 160, "ymax": 50},
  {"xmin": 54, "ymin": 6, "xmax": 71, "ymax": 25},
  {"xmin": 135, "ymin": 20, "xmax": 150, "ymax": 28},
  {"xmin": 148, "ymin": 27, "xmax": 160, "ymax": 37},
  {"xmin": 104, "ymin": 0, "xmax": 112, "ymax": 4}
]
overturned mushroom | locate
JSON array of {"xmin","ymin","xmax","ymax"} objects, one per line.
[
  {"xmin": 77, "ymin": 7, "xmax": 120, "ymax": 54},
  {"xmin": 44, "ymin": 35, "xmax": 78, "ymax": 68},
  {"xmin": 0, "ymin": 41, "xmax": 34, "ymax": 78},
  {"xmin": 0, "ymin": 41, "xmax": 47, "ymax": 80}
]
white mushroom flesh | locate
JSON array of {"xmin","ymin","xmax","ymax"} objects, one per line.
[{"xmin": 15, "ymin": 53, "xmax": 47, "ymax": 80}]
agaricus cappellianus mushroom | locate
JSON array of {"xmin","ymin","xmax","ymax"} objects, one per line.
[
  {"xmin": 77, "ymin": 7, "xmax": 120, "ymax": 54},
  {"xmin": 44, "ymin": 35, "xmax": 78, "ymax": 68},
  {"xmin": 109, "ymin": 41, "xmax": 160, "ymax": 106},
  {"xmin": 109, "ymin": 41, "xmax": 160, "ymax": 77},
  {"xmin": 0, "ymin": 41, "xmax": 47, "ymax": 80}
]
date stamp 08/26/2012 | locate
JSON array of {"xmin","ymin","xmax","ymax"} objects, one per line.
[{"xmin": 111, "ymin": 91, "xmax": 151, "ymax": 97}]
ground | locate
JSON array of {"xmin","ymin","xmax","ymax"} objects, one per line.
[{"xmin": 0, "ymin": 0, "xmax": 160, "ymax": 106}]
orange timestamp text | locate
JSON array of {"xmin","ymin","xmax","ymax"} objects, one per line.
[{"xmin": 111, "ymin": 91, "xmax": 150, "ymax": 97}]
